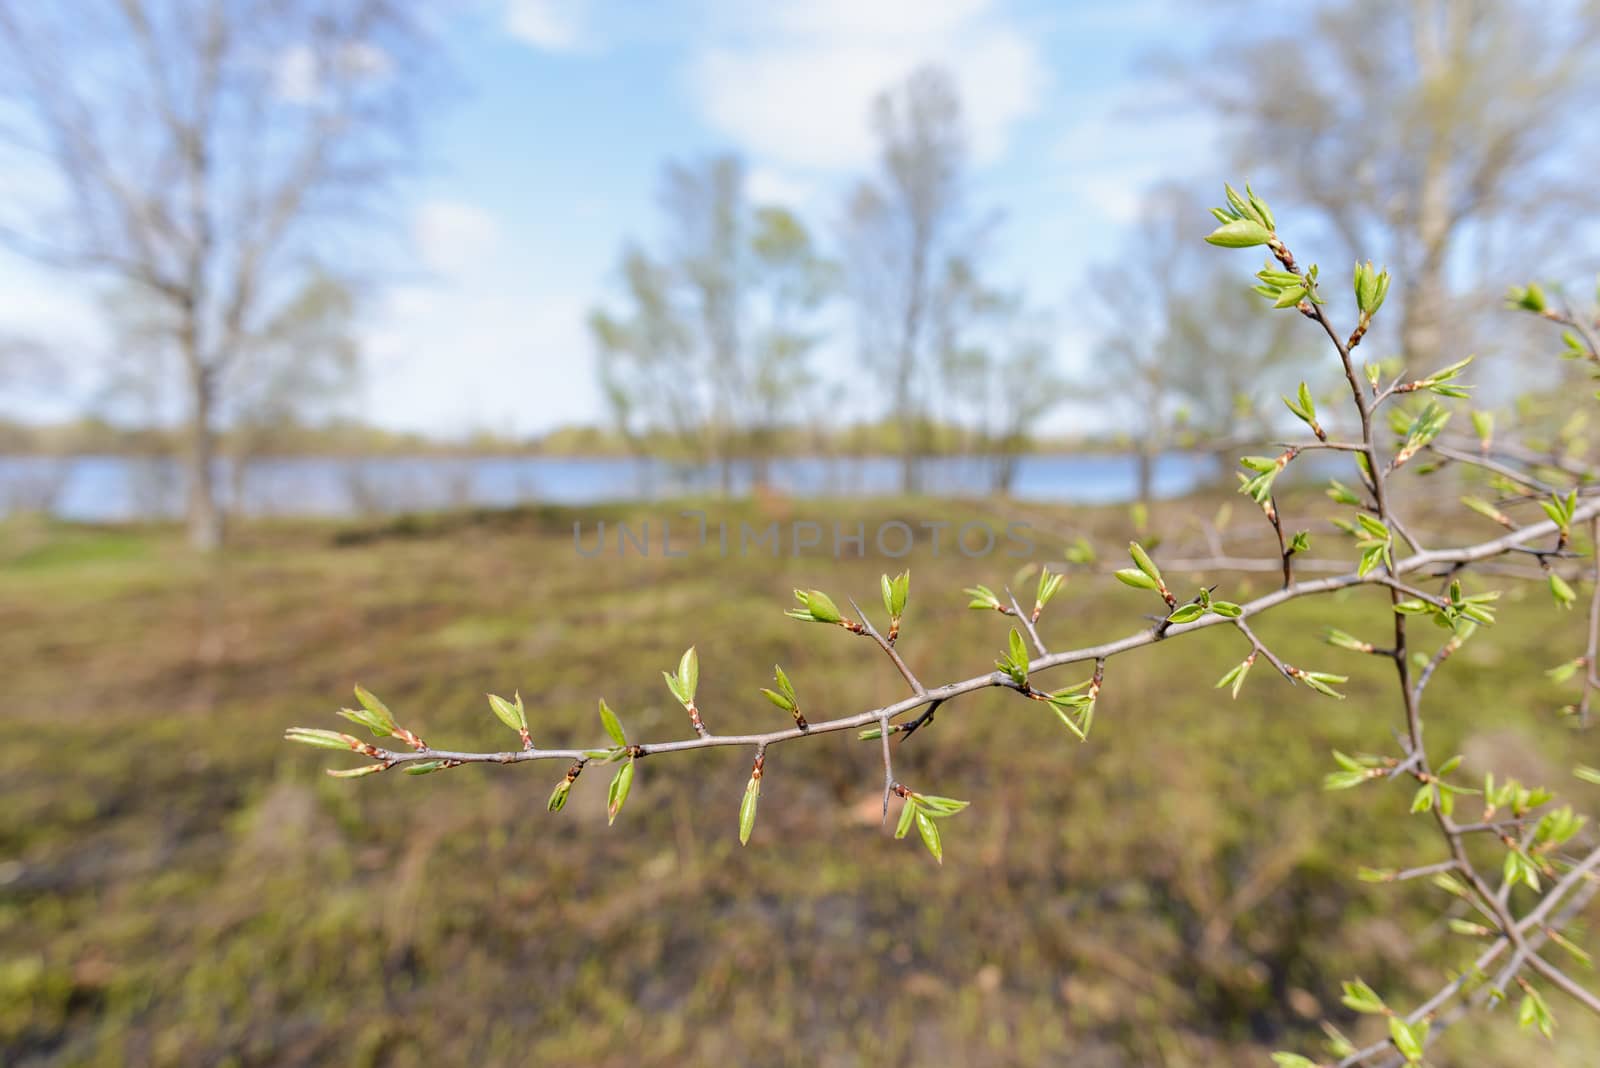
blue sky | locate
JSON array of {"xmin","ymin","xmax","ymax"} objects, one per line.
[{"xmin": 0, "ymin": 0, "xmax": 1229, "ymax": 436}]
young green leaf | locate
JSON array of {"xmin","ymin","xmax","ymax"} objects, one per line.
[
  {"xmin": 894, "ymin": 797, "xmax": 918, "ymax": 840},
  {"xmin": 786, "ymin": 588, "xmax": 844, "ymax": 624},
  {"xmin": 353, "ymin": 685, "xmax": 394, "ymax": 729},
  {"xmin": 606, "ymin": 759, "xmax": 635, "ymax": 825},
  {"xmin": 284, "ymin": 727, "xmax": 361, "ymax": 751},
  {"xmin": 1270, "ymin": 1054, "xmax": 1316, "ymax": 1068},
  {"xmin": 1205, "ymin": 218, "xmax": 1273, "ymax": 248},
  {"xmin": 915, "ymin": 810, "xmax": 943, "ymax": 865},
  {"xmin": 881, "ymin": 570, "xmax": 911, "ymax": 619},
  {"xmin": 679, "ymin": 647, "xmax": 698, "ymax": 701},
  {"xmin": 1215, "ymin": 658, "xmax": 1252, "ymax": 699},
  {"xmin": 1166, "ymin": 602, "xmax": 1206, "ymax": 625},
  {"xmin": 739, "ymin": 775, "xmax": 760, "ymax": 845},
  {"xmin": 1340, "ymin": 978, "xmax": 1387, "ymax": 1015},
  {"xmin": 1114, "ymin": 568, "xmax": 1160, "ymax": 591},
  {"xmin": 965, "ymin": 584, "xmax": 1004, "ymax": 611},
  {"xmin": 1388, "ymin": 1016, "xmax": 1426, "ymax": 1063},
  {"xmin": 487, "ymin": 692, "xmax": 526, "ymax": 733},
  {"xmin": 326, "ymin": 764, "xmax": 386, "ymax": 779},
  {"xmin": 598, "ymin": 698, "xmax": 626, "ymax": 748},
  {"xmin": 402, "ymin": 760, "xmax": 447, "ymax": 776},
  {"xmin": 1128, "ymin": 541, "xmax": 1163, "ymax": 585}
]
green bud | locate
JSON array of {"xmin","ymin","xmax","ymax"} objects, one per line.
[
  {"xmin": 353, "ymin": 685, "xmax": 395, "ymax": 733},
  {"xmin": 487, "ymin": 692, "xmax": 526, "ymax": 733},
  {"xmin": 606, "ymin": 758, "xmax": 635, "ymax": 825},
  {"xmin": 598, "ymin": 698, "xmax": 626, "ymax": 747},
  {"xmin": 285, "ymin": 727, "xmax": 361, "ymax": 751},
  {"xmin": 327, "ymin": 764, "xmax": 386, "ymax": 778},
  {"xmin": 1114, "ymin": 568, "xmax": 1160, "ymax": 591},
  {"xmin": 915, "ymin": 810, "xmax": 943, "ymax": 865},
  {"xmin": 404, "ymin": 760, "xmax": 448, "ymax": 776},
  {"xmin": 1205, "ymin": 219, "xmax": 1274, "ymax": 248},
  {"xmin": 739, "ymin": 775, "xmax": 760, "ymax": 845}
]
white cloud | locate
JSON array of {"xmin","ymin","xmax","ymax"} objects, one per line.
[
  {"xmin": 1051, "ymin": 85, "xmax": 1222, "ymax": 221},
  {"xmin": 412, "ymin": 200, "xmax": 500, "ymax": 276},
  {"xmin": 745, "ymin": 166, "xmax": 814, "ymax": 210},
  {"xmin": 273, "ymin": 42, "xmax": 395, "ymax": 103},
  {"xmin": 362, "ymin": 283, "xmax": 597, "ymax": 437},
  {"xmin": 0, "ymin": 254, "xmax": 103, "ymax": 422},
  {"xmin": 504, "ymin": 0, "xmax": 589, "ymax": 52},
  {"xmin": 688, "ymin": 0, "xmax": 1046, "ymax": 173},
  {"xmin": 274, "ymin": 45, "xmax": 320, "ymax": 104}
]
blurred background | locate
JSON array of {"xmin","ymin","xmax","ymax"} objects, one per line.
[{"xmin": 3, "ymin": 1, "xmax": 1600, "ymax": 1064}]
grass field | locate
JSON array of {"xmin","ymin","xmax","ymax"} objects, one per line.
[{"xmin": 4, "ymin": 494, "xmax": 1600, "ymax": 1066}]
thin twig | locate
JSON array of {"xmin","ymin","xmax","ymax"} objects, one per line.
[{"xmin": 1006, "ymin": 586, "xmax": 1048, "ymax": 655}]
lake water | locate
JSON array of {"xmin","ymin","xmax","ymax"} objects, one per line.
[{"xmin": 0, "ymin": 452, "xmax": 1226, "ymax": 522}]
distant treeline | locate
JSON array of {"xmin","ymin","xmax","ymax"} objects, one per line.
[{"xmin": 0, "ymin": 415, "xmax": 1173, "ymax": 459}]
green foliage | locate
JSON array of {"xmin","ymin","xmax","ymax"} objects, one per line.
[
  {"xmin": 893, "ymin": 792, "xmax": 970, "ymax": 866},
  {"xmin": 880, "ymin": 570, "xmax": 910, "ymax": 620},
  {"xmin": 486, "ymin": 691, "xmax": 526, "ymax": 734},
  {"xmin": 1353, "ymin": 260, "xmax": 1391, "ymax": 316},
  {"xmin": 995, "ymin": 628, "xmax": 1030, "ymax": 687},
  {"xmin": 598, "ymin": 698, "xmax": 627, "ymax": 748},
  {"xmin": 786, "ymin": 588, "xmax": 845, "ymax": 624}
]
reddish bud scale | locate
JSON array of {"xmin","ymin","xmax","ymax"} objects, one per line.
[
  {"xmin": 687, "ymin": 702, "xmax": 709, "ymax": 737},
  {"xmin": 518, "ymin": 727, "xmax": 533, "ymax": 751},
  {"xmin": 564, "ymin": 761, "xmax": 584, "ymax": 784},
  {"xmin": 393, "ymin": 727, "xmax": 427, "ymax": 751},
  {"xmin": 891, "ymin": 782, "xmax": 911, "ymax": 799},
  {"xmin": 888, "ymin": 619, "xmax": 900, "ymax": 644},
  {"xmin": 751, "ymin": 751, "xmax": 765, "ymax": 781},
  {"xmin": 1347, "ymin": 316, "xmax": 1370, "ymax": 351}
]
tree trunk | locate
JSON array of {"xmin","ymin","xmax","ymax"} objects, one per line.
[
  {"xmin": 992, "ymin": 451, "xmax": 1018, "ymax": 497},
  {"xmin": 899, "ymin": 423, "xmax": 920, "ymax": 496},
  {"xmin": 1135, "ymin": 441, "xmax": 1155, "ymax": 509},
  {"xmin": 185, "ymin": 364, "xmax": 224, "ymax": 551}
]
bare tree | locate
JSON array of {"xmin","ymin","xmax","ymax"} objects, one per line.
[
  {"xmin": 745, "ymin": 206, "xmax": 833, "ymax": 487},
  {"xmin": 985, "ymin": 317, "xmax": 1066, "ymax": 496},
  {"xmin": 0, "ymin": 0, "xmax": 429, "ymax": 548},
  {"xmin": 1194, "ymin": 0, "xmax": 1600, "ymax": 366},
  {"xmin": 661, "ymin": 156, "xmax": 746, "ymax": 493},
  {"xmin": 842, "ymin": 65, "xmax": 974, "ymax": 494},
  {"xmin": 225, "ymin": 272, "xmax": 361, "ymax": 510},
  {"xmin": 591, "ymin": 155, "xmax": 831, "ymax": 494},
  {"xmin": 590, "ymin": 246, "xmax": 708, "ymax": 483},
  {"xmin": 928, "ymin": 261, "xmax": 1066, "ymax": 495}
]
